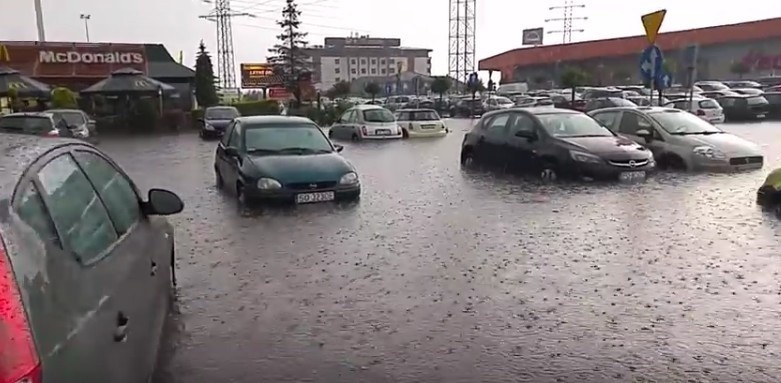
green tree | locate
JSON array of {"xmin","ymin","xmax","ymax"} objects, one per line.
[
  {"xmin": 50, "ymin": 87, "xmax": 78, "ymax": 108},
  {"xmin": 560, "ymin": 67, "xmax": 589, "ymax": 103},
  {"xmin": 730, "ymin": 61, "xmax": 751, "ymax": 79},
  {"xmin": 430, "ymin": 76, "xmax": 452, "ymax": 102},
  {"xmin": 194, "ymin": 41, "xmax": 219, "ymax": 107},
  {"xmin": 364, "ymin": 82, "xmax": 381, "ymax": 101},
  {"xmin": 267, "ymin": 0, "xmax": 310, "ymax": 107},
  {"xmin": 326, "ymin": 80, "xmax": 351, "ymax": 99}
]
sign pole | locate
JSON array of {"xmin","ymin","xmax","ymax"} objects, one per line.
[
  {"xmin": 641, "ymin": 9, "xmax": 666, "ymax": 105},
  {"xmin": 649, "ymin": 55, "xmax": 655, "ymax": 104}
]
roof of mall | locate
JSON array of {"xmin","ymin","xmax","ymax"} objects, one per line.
[{"xmin": 479, "ymin": 16, "xmax": 781, "ymax": 70}]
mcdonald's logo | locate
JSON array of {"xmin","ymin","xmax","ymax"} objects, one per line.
[
  {"xmin": 133, "ymin": 80, "xmax": 150, "ymax": 88},
  {"xmin": 8, "ymin": 82, "xmax": 28, "ymax": 89},
  {"xmin": 0, "ymin": 45, "xmax": 10, "ymax": 62}
]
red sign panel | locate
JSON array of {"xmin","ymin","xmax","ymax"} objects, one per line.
[
  {"xmin": 742, "ymin": 51, "xmax": 781, "ymax": 71},
  {"xmin": 0, "ymin": 41, "xmax": 148, "ymax": 78},
  {"xmin": 267, "ymin": 87, "xmax": 291, "ymax": 99}
]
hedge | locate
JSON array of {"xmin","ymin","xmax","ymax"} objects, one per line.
[{"xmin": 191, "ymin": 100, "xmax": 351, "ymax": 128}]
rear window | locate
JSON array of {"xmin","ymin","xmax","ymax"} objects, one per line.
[
  {"xmin": 205, "ymin": 107, "xmax": 240, "ymax": 120},
  {"xmin": 698, "ymin": 99, "xmax": 720, "ymax": 109},
  {"xmin": 362, "ymin": 108, "xmax": 395, "ymax": 123},
  {"xmin": 764, "ymin": 94, "xmax": 781, "ymax": 103},
  {"xmin": 748, "ymin": 96, "xmax": 769, "ymax": 105},
  {"xmin": 52, "ymin": 111, "xmax": 86, "ymax": 125},
  {"xmin": 409, "ymin": 110, "xmax": 439, "ymax": 121},
  {"xmin": 0, "ymin": 116, "xmax": 54, "ymax": 134}
]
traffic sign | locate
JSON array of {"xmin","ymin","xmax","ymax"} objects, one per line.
[
  {"xmin": 639, "ymin": 45, "xmax": 664, "ymax": 84},
  {"xmin": 654, "ymin": 69, "xmax": 672, "ymax": 89},
  {"xmin": 641, "ymin": 10, "xmax": 666, "ymax": 45}
]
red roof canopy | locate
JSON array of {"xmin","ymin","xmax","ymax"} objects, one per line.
[{"xmin": 479, "ymin": 17, "xmax": 781, "ymax": 72}]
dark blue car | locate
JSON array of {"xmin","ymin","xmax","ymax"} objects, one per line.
[{"xmin": 200, "ymin": 106, "xmax": 241, "ymax": 139}]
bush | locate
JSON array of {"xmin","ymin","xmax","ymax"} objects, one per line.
[
  {"xmin": 51, "ymin": 87, "xmax": 79, "ymax": 108},
  {"xmin": 188, "ymin": 100, "xmax": 349, "ymax": 128},
  {"xmin": 232, "ymin": 100, "xmax": 280, "ymax": 116}
]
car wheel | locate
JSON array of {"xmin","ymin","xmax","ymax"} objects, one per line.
[
  {"xmin": 199, "ymin": 130, "xmax": 206, "ymax": 139},
  {"xmin": 540, "ymin": 160, "xmax": 558, "ymax": 182},
  {"xmin": 460, "ymin": 149, "xmax": 475, "ymax": 167},
  {"xmin": 351, "ymin": 133, "xmax": 361, "ymax": 142},
  {"xmin": 774, "ymin": 203, "xmax": 781, "ymax": 219},
  {"xmin": 402, "ymin": 129, "xmax": 409, "ymax": 139},
  {"xmin": 659, "ymin": 154, "xmax": 687, "ymax": 171},
  {"xmin": 236, "ymin": 182, "xmax": 246, "ymax": 205},
  {"xmin": 215, "ymin": 169, "xmax": 224, "ymax": 189}
]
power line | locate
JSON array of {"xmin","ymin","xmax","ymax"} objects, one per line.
[
  {"xmin": 199, "ymin": 0, "xmax": 255, "ymax": 89},
  {"xmin": 545, "ymin": 0, "xmax": 587, "ymax": 44},
  {"xmin": 448, "ymin": 0, "xmax": 476, "ymax": 92}
]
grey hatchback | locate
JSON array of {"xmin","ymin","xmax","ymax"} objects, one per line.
[{"xmin": 0, "ymin": 134, "xmax": 184, "ymax": 382}]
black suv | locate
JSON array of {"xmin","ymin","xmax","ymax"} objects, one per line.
[
  {"xmin": 449, "ymin": 98, "xmax": 485, "ymax": 118},
  {"xmin": 459, "ymin": 107, "xmax": 655, "ymax": 181}
]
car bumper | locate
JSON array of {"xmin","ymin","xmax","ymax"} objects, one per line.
[
  {"xmin": 574, "ymin": 160, "xmax": 656, "ymax": 180},
  {"xmin": 362, "ymin": 133, "xmax": 403, "ymax": 140},
  {"xmin": 692, "ymin": 157, "xmax": 763, "ymax": 172},
  {"xmin": 408, "ymin": 129, "xmax": 447, "ymax": 138},
  {"xmin": 245, "ymin": 184, "xmax": 361, "ymax": 203},
  {"xmin": 707, "ymin": 115, "xmax": 725, "ymax": 124},
  {"xmin": 202, "ymin": 127, "xmax": 226, "ymax": 136}
]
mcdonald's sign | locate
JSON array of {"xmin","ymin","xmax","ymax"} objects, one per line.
[
  {"xmin": 0, "ymin": 44, "xmax": 10, "ymax": 62},
  {"xmin": 134, "ymin": 80, "xmax": 150, "ymax": 88}
]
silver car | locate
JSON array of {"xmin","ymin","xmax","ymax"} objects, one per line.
[
  {"xmin": 46, "ymin": 109, "xmax": 94, "ymax": 138},
  {"xmin": 589, "ymin": 106, "xmax": 763, "ymax": 171}
]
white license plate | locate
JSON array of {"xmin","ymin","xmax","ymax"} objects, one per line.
[
  {"xmin": 375, "ymin": 129, "xmax": 391, "ymax": 135},
  {"xmin": 619, "ymin": 171, "xmax": 646, "ymax": 181},
  {"xmin": 295, "ymin": 191, "xmax": 335, "ymax": 204},
  {"xmin": 757, "ymin": 114, "xmax": 766, "ymax": 118},
  {"xmin": 421, "ymin": 125, "xmax": 437, "ymax": 129}
]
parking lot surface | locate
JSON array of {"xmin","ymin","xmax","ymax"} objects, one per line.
[{"xmin": 98, "ymin": 119, "xmax": 781, "ymax": 383}]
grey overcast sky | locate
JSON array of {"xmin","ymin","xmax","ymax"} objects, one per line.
[{"xmin": 3, "ymin": 0, "xmax": 781, "ymax": 80}]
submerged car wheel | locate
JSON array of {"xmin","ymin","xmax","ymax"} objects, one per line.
[
  {"xmin": 351, "ymin": 133, "xmax": 361, "ymax": 142},
  {"xmin": 402, "ymin": 129, "xmax": 409, "ymax": 139},
  {"xmin": 540, "ymin": 161, "xmax": 558, "ymax": 182},
  {"xmin": 215, "ymin": 169, "xmax": 224, "ymax": 189},
  {"xmin": 460, "ymin": 149, "xmax": 475, "ymax": 167},
  {"xmin": 236, "ymin": 182, "xmax": 246, "ymax": 205}
]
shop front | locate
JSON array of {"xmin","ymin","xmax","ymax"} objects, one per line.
[{"xmin": 0, "ymin": 41, "xmax": 195, "ymax": 109}]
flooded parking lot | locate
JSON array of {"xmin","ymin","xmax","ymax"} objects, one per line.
[{"xmin": 98, "ymin": 118, "xmax": 781, "ymax": 383}]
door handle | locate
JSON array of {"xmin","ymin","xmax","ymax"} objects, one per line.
[
  {"xmin": 150, "ymin": 260, "xmax": 158, "ymax": 276},
  {"xmin": 114, "ymin": 311, "xmax": 129, "ymax": 342}
]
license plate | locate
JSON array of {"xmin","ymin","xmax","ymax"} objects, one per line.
[
  {"xmin": 619, "ymin": 171, "xmax": 646, "ymax": 181},
  {"xmin": 757, "ymin": 114, "xmax": 766, "ymax": 118},
  {"xmin": 421, "ymin": 125, "xmax": 437, "ymax": 129},
  {"xmin": 295, "ymin": 191, "xmax": 335, "ymax": 204},
  {"xmin": 375, "ymin": 129, "xmax": 391, "ymax": 135}
]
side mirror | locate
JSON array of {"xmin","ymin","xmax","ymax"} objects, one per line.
[
  {"xmin": 224, "ymin": 147, "xmax": 239, "ymax": 157},
  {"xmin": 145, "ymin": 188, "xmax": 184, "ymax": 216},
  {"xmin": 334, "ymin": 144, "xmax": 344, "ymax": 152}
]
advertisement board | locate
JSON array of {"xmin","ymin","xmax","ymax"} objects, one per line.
[
  {"xmin": 0, "ymin": 41, "xmax": 147, "ymax": 77},
  {"xmin": 240, "ymin": 63, "xmax": 276, "ymax": 88},
  {"xmin": 521, "ymin": 28, "xmax": 544, "ymax": 46}
]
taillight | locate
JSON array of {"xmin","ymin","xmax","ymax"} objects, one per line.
[
  {"xmin": 361, "ymin": 126, "xmax": 367, "ymax": 135},
  {"xmin": 0, "ymin": 233, "xmax": 41, "ymax": 383},
  {"xmin": 696, "ymin": 109, "xmax": 706, "ymax": 116},
  {"xmin": 44, "ymin": 130, "xmax": 58, "ymax": 137}
]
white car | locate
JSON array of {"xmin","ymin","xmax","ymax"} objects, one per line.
[
  {"xmin": 663, "ymin": 97, "xmax": 725, "ymax": 124},
  {"xmin": 394, "ymin": 108, "xmax": 448, "ymax": 138},
  {"xmin": 328, "ymin": 104, "xmax": 403, "ymax": 141}
]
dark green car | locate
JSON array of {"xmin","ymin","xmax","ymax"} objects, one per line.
[{"xmin": 214, "ymin": 116, "xmax": 361, "ymax": 204}]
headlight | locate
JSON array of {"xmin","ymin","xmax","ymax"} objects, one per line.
[
  {"xmin": 339, "ymin": 172, "xmax": 359, "ymax": 185},
  {"xmin": 257, "ymin": 177, "xmax": 282, "ymax": 189},
  {"xmin": 204, "ymin": 122, "xmax": 214, "ymax": 130},
  {"xmin": 570, "ymin": 150, "xmax": 603, "ymax": 163},
  {"xmin": 692, "ymin": 146, "xmax": 726, "ymax": 160}
]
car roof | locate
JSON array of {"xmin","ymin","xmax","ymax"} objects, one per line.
[
  {"xmin": 1, "ymin": 112, "xmax": 52, "ymax": 118},
  {"xmin": 493, "ymin": 107, "xmax": 579, "ymax": 116},
  {"xmin": 235, "ymin": 115, "xmax": 315, "ymax": 125},
  {"xmin": 45, "ymin": 109, "xmax": 82, "ymax": 113},
  {"xmin": 589, "ymin": 106, "xmax": 676, "ymax": 114},
  {"xmin": 205, "ymin": 105, "xmax": 238, "ymax": 110},
  {"xmin": 396, "ymin": 108, "xmax": 436, "ymax": 112},
  {"xmin": 351, "ymin": 104, "xmax": 387, "ymax": 110},
  {"xmin": 0, "ymin": 134, "xmax": 86, "ymax": 198}
]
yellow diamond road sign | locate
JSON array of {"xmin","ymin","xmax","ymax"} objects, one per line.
[{"xmin": 641, "ymin": 9, "xmax": 666, "ymax": 45}]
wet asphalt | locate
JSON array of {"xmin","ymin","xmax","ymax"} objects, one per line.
[{"xmin": 97, "ymin": 118, "xmax": 781, "ymax": 383}]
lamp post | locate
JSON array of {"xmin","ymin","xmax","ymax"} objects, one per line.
[
  {"xmin": 80, "ymin": 14, "xmax": 91, "ymax": 42},
  {"xmin": 33, "ymin": 0, "xmax": 46, "ymax": 41}
]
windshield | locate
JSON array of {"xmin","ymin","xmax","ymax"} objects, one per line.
[
  {"xmin": 0, "ymin": 116, "xmax": 54, "ymax": 134},
  {"xmin": 205, "ymin": 107, "xmax": 240, "ymax": 120},
  {"xmin": 612, "ymin": 98, "xmax": 637, "ymax": 106},
  {"xmin": 409, "ymin": 110, "xmax": 439, "ymax": 121},
  {"xmin": 698, "ymin": 99, "xmax": 720, "ymax": 109},
  {"xmin": 537, "ymin": 113, "xmax": 614, "ymax": 138},
  {"xmin": 648, "ymin": 110, "xmax": 722, "ymax": 134},
  {"xmin": 494, "ymin": 97, "xmax": 513, "ymax": 105},
  {"xmin": 243, "ymin": 125, "xmax": 333, "ymax": 154},
  {"xmin": 747, "ymin": 96, "xmax": 769, "ymax": 105},
  {"xmin": 363, "ymin": 108, "xmax": 395, "ymax": 123},
  {"xmin": 51, "ymin": 111, "xmax": 85, "ymax": 125}
]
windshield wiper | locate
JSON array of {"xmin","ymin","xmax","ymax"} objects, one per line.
[
  {"xmin": 563, "ymin": 134, "xmax": 612, "ymax": 138},
  {"xmin": 247, "ymin": 148, "xmax": 281, "ymax": 154},
  {"xmin": 277, "ymin": 147, "xmax": 331, "ymax": 154},
  {"xmin": 670, "ymin": 131, "xmax": 721, "ymax": 135}
]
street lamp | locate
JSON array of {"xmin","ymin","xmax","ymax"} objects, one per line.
[
  {"xmin": 80, "ymin": 14, "xmax": 91, "ymax": 42},
  {"xmin": 33, "ymin": 0, "xmax": 46, "ymax": 41}
]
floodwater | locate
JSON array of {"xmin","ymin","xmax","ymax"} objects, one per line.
[{"xmin": 97, "ymin": 118, "xmax": 781, "ymax": 383}]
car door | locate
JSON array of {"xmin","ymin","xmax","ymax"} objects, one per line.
[
  {"xmin": 19, "ymin": 151, "xmax": 140, "ymax": 383},
  {"xmin": 72, "ymin": 149, "xmax": 172, "ymax": 380},
  {"xmin": 503, "ymin": 112, "xmax": 540, "ymax": 172},
  {"xmin": 616, "ymin": 111, "xmax": 666, "ymax": 156},
  {"xmin": 216, "ymin": 120, "xmax": 236, "ymax": 180},
  {"xmin": 222, "ymin": 123, "xmax": 243, "ymax": 193},
  {"xmin": 473, "ymin": 113, "xmax": 510, "ymax": 166},
  {"xmin": 396, "ymin": 111, "xmax": 412, "ymax": 131},
  {"xmin": 591, "ymin": 110, "xmax": 622, "ymax": 133}
]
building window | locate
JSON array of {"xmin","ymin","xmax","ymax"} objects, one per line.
[
  {"xmin": 371, "ymin": 68, "xmax": 376, "ymax": 74},
  {"xmin": 335, "ymin": 58, "xmax": 341, "ymax": 65},
  {"xmin": 351, "ymin": 68, "xmax": 356, "ymax": 74},
  {"xmin": 360, "ymin": 58, "xmax": 366, "ymax": 64},
  {"xmin": 350, "ymin": 58, "xmax": 356, "ymax": 64},
  {"xmin": 371, "ymin": 58, "xmax": 377, "ymax": 64},
  {"xmin": 335, "ymin": 77, "xmax": 341, "ymax": 82},
  {"xmin": 380, "ymin": 58, "xmax": 386, "ymax": 65},
  {"xmin": 381, "ymin": 68, "xmax": 386, "ymax": 75},
  {"xmin": 335, "ymin": 67, "xmax": 340, "ymax": 74},
  {"xmin": 361, "ymin": 68, "xmax": 366, "ymax": 74}
]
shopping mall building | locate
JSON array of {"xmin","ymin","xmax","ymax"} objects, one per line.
[
  {"xmin": 0, "ymin": 41, "xmax": 195, "ymax": 108},
  {"xmin": 479, "ymin": 17, "xmax": 781, "ymax": 86}
]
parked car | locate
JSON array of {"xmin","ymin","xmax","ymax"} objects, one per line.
[
  {"xmin": 584, "ymin": 97, "xmax": 637, "ymax": 112},
  {"xmin": 0, "ymin": 112, "xmax": 85, "ymax": 138},
  {"xmin": 46, "ymin": 108, "xmax": 96, "ymax": 137},
  {"xmin": 550, "ymin": 94, "xmax": 585, "ymax": 111},
  {"xmin": 459, "ymin": 107, "xmax": 654, "ymax": 181},
  {"xmin": 580, "ymin": 87, "xmax": 624, "ymax": 100},
  {"xmin": 384, "ymin": 95, "xmax": 413, "ymax": 111},
  {"xmin": 589, "ymin": 106, "xmax": 763, "ymax": 171},
  {"xmin": 483, "ymin": 96, "xmax": 515, "ymax": 111},
  {"xmin": 722, "ymin": 80, "xmax": 762, "ymax": 89},
  {"xmin": 763, "ymin": 91, "xmax": 781, "ymax": 119},
  {"xmin": 0, "ymin": 133, "xmax": 183, "ymax": 383},
  {"xmin": 199, "ymin": 105, "xmax": 241, "ymax": 139},
  {"xmin": 214, "ymin": 115, "xmax": 360, "ymax": 205},
  {"xmin": 663, "ymin": 97, "xmax": 725, "ymax": 124},
  {"xmin": 448, "ymin": 98, "xmax": 485, "ymax": 118},
  {"xmin": 394, "ymin": 108, "xmax": 448, "ymax": 138},
  {"xmin": 329, "ymin": 104, "xmax": 403, "ymax": 141},
  {"xmin": 694, "ymin": 81, "xmax": 730, "ymax": 92},
  {"xmin": 731, "ymin": 88, "xmax": 764, "ymax": 96},
  {"xmin": 626, "ymin": 95, "xmax": 669, "ymax": 106},
  {"xmin": 701, "ymin": 90, "xmax": 740, "ymax": 98},
  {"xmin": 715, "ymin": 95, "xmax": 769, "ymax": 121}
]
